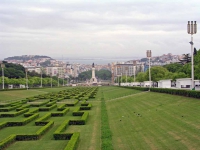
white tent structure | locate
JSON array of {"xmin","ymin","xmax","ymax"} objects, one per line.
[{"xmin": 158, "ymin": 79, "xmax": 172, "ymax": 88}]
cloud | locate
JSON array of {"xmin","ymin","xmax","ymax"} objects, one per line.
[{"xmin": 0, "ymin": 0, "xmax": 200, "ymax": 61}]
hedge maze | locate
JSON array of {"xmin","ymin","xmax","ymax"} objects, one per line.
[{"xmin": 0, "ymin": 87, "xmax": 98, "ymax": 150}]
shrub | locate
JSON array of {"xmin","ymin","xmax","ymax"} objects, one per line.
[
  {"xmin": 53, "ymin": 120, "xmax": 70, "ymax": 140},
  {"xmin": 0, "ymin": 108, "xmax": 29, "ymax": 117},
  {"xmin": 80, "ymin": 104, "xmax": 92, "ymax": 110},
  {"xmin": 39, "ymin": 104, "xmax": 57, "ymax": 111},
  {"xmin": 51, "ymin": 108, "xmax": 69, "ymax": 117},
  {"xmin": 35, "ymin": 113, "xmax": 51, "ymax": 125},
  {"xmin": 64, "ymin": 132, "xmax": 80, "ymax": 150},
  {"xmin": 0, "ymin": 134, "xmax": 16, "ymax": 150},
  {"xmin": 0, "ymin": 122, "xmax": 7, "ymax": 130},
  {"xmin": 57, "ymin": 104, "xmax": 66, "ymax": 111},
  {"xmin": 36, "ymin": 121, "xmax": 54, "ymax": 137}
]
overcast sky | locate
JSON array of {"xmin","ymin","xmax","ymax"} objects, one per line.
[{"xmin": 0, "ymin": 0, "xmax": 200, "ymax": 60}]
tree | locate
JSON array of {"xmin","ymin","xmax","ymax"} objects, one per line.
[
  {"xmin": 163, "ymin": 63, "xmax": 182, "ymax": 73},
  {"xmin": 145, "ymin": 66, "xmax": 169, "ymax": 82},
  {"xmin": 136, "ymin": 72, "xmax": 146, "ymax": 82}
]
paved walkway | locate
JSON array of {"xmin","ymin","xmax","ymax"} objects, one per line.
[{"xmin": 105, "ymin": 91, "xmax": 149, "ymax": 102}]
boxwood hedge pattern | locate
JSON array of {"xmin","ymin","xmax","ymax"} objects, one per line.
[{"xmin": 0, "ymin": 87, "xmax": 97, "ymax": 150}]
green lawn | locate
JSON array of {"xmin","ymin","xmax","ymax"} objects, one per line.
[
  {"xmin": 0, "ymin": 87, "xmax": 70, "ymax": 103},
  {"xmin": 1, "ymin": 86, "xmax": 200, "ymax": 150},
  {"xmin": 105, "ymin": 88, "xmax": 200, "ymax": 150},
  {"xmin": 0, "ymin": 87, "xmax": 100, "ymax": 150}
]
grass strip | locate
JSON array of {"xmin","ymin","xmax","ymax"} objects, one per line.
[{"xmin": 101, "ymin": 92, "xmax": 114, "ymax": 150}]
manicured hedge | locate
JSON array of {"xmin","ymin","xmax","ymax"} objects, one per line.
[
  {"xmin": 23, "ymin": 113, "xmax": 39, "ymax": 125},
  {"xmin": 6, "ymin": 113, "xmax": 39, "ymax": 126},
  {"xmin": 16, "ymin": 104, "xmax": 30, "ymax": 111},
  {"xmin": 150, "ymin": 87, "xmax": 200, "ymax": 98},
  {"xmin": 80, "ymin": 103, "xmax": 92, "ymax": 110},
  {"xmin": 36, "ymin": 121, "xmax": 54, "ymax": 137},
  {"xmin": 30, "ymin": 101, "xmax": 49, "ymax": 107},
  {"xmin": 35, "ymin": 113, "xmax": 51, "ymax": 125},
  {"xmin": 0, "ymin": 122, "xmax": 7, "ymax": 130},
  {"xmin": 80, "ymin": 112, "xmax": 89, "ymax": 124},
  {"xmin": 101, "ymin": 97, "xmax": 113, "ymax": 150},
  {"xmin": 64, "ymin": 132, "xmax": 80, "ymax": 150},
  {"xmin": 53, "ymin": 120, "xmax": 70, "ymax": 140},
  {"xmin": 0, "ymin": 104, "xmax": 22, "ymax": 112},
  {"xmin": 16, "ymin": 134, "xmax": 38, "ymax": 141},
  {"xmin": 69, "ymin": 112, "xmax": 89, "ymax": 125},
  {"xmin": 46, "ymin": 101, "xmax": 56, "ymax": 107},
  {"xmin": 39, "ymin": 104, "xmax": 57, "ymax": 111},
  {"xmin": 0, "ymin": 103, "xmax": 10, "ymax": 108},
  {"xmin": 16, "ymin": 121, "xmax": 54, "ymax": 141},
  {"xmin": 51, "ymin": 108, "xmax": 69, "ymax": 117},
  {"xmin": 0, "ymin": 108, "xmax": 29, "ymax": 117},
  {"xmin": 125, "ymin": 86, "xmax": 200, "ymax": 99},
  {"xmin": 72, "ymin": 107, "xmax": 84, "ymax": 116},
  {"xmin": 66, "ymin": 100, "xmax": 79, "ymax": 106},
  {"xmin": 57, "ymin": 104, "xmax": 66, "ymax": 111},
  {"xmin": 0, "ymin": 134, "xmax": 16, "ymax": 150},
  {"xmin": 24, "ymin": 108, "xmax": 39, "ymax": 117}
]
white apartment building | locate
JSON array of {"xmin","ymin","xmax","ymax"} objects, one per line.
[{"xmin": 46, "ymin": 66, "xmax": 65, "ymax": 77}]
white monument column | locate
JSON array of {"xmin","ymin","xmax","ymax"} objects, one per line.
[
  {"xmin": 90, "ymin": 63, "xmax": 97, "ymax": 84},
  {"xmin": 92, "ymin": 63, "xmax": 95, "ymax": 79}
]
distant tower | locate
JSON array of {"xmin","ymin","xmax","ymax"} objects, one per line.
[
  {"xmin": 92, "ymin": 63, "xmax": 95, "ymax": 80},
  {"xmin": 90, "ymin": 63, "xmax": 97, "ymax": 84}
]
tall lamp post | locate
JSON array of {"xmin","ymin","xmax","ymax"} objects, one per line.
[
  {"xmin": 40, "ymin": 67, "xmax": 43, "ymax": 88},
  {"xmin": 121, "ymin": 73, "xmax": 122, "ymax": 85},
  {"xmin": 125, "ymin": 67, "xmax": 128, "ymax": 83},
  {"xmin": 188, "ymin": 21, "xmax": 197, "ymax": 89},
  {"xmin": 25, "ymin": 68, "xmax": 28, "ymax": 90},
  {"xmin": 133, "ymin": 61, "xmax": 136, "ymax": 83},
  {"xmin": 57, "ymin": 73, "xmax": 59, "ymax": 87},
  {"xmin": 50, "ymin": 73, "xmax": 52, "ymax": 88},
  {"xmin": 146, "ymin": 50, "xmax": 152, "ymax": 90},
  {"xmin": 1, "ymin": 63, "xmax": 5, "ymax": 90},
  {"xmin": 117, "ymin": 65, "xmax": 120, "ymax": 86}
]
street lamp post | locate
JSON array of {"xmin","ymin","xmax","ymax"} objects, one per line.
[
  {"xmin": 40, "ymin": 67, "xmax": 43, "ymax": 88},
  {"xmin": 121, "ymin": 73, "xmax": 122, "ymax": 85},
  {"xmin": 117, "ymin": 65, "xmax": 120, "ymax": 86},
  {"xmin": 146, "ymin": 50, "xmax": 152, "ymax": 90},
  {"xmin": 57, "ymin": 73, "xmax": 59, "ymax": 87},
  {"xmin": 188, "ymin": 21, "xmax": 197, "ymax": 89},
  {"xmin": 50, "ymin": 73, "xmax": 52, "ymax": 88},
  {"xmin": 125, "ymin": 67, "xmax": 128, "ymax": 83},
  {"xmin": 25, "ymin": 68, "xmax": 28, "ymax": 90},
  {"xmin": 133, "ymin": 61, "xmax": 137, "ymax": 83},
  {"xmin": 1, "ymin": 63, "xmax": 5, "ymax": 90}
]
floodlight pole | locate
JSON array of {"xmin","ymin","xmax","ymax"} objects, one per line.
[
  {"xmin": 121, "ymin": 73, "xmax": 122, "ymax": 85},
  {"xmin": 126, "ymin": 69, "xmax": 128, "ymax": 83},
  {"xmin": 50, "ymin": 73, "xmax": 52, "ymax": 88},
  {"xmin": 146, "ymin": 50, "xmax": 152, "ymax": 90},
  {"xmin": 40, "ymin": 67, "xmax": 43, "ymax": 88},
  {"xmin": 1, "ymin": 63, "xmax": 5, "ymax": 90},
  {"xmin": 25, "ymin": 68, "xmax": 28, "ymax": 90},
  {"xmin": 133, "ymin": 61, "xmax": 136, "ymax": 83},
  {"xmin": 57, "ymin": 73, "xmax": 59, "ymax": 87},
  {"xmin": 117, "ymin": 65, "xmax": 120, "ymax": 86},
  {"xmin": 188, "ymin": 21, "xmax": 197, "ymax": 90}
]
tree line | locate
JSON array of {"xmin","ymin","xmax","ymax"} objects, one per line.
[
  {"xmin": 118, "ymin": 48, "xmax": 200, "ymax": 83},
  {"xmin": 77, "ymin": 69, "xmax": 111, "ymax": 81}
]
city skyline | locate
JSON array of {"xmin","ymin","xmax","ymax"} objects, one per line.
[{"xmin": 0, "ymin": 0, "xmax": 200, "ymax": 60}]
